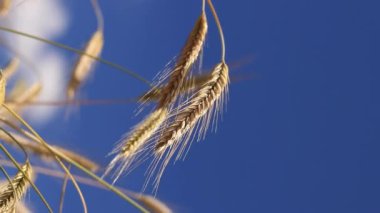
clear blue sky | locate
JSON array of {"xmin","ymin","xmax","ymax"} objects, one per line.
[{"xmin": 24, "ymin": 0, "xmax": 380, "ymax": 212}]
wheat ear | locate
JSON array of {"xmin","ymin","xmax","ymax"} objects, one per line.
[
  {"xmin": 157, "ymin": 12, "xmax": 208, "ymax": 109},
  {"xmin": 156, "ymin": 62, "xmax": 229, "ymax": 154},
  {"xmin": 104, "ymin": 108, "xmax": 168, "ymax": 179},
  {"xmin": 0, "ymin": 162, "xmax": 33, "ymax": 213},
  {"xmin": 67, "ymin": 30, "xmax": 104, "ymax": 100}
]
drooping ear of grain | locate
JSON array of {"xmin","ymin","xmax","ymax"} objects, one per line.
[
  {"xmin": 0, "ymin": 0, "xmax": 11, "ymax": 16},
  {"xmin": 105, "ymin": 108, "xmax": 168, "ymax": 178},
  {"xmin": 0, "ymin": 69, "xmax": 7, "ymax": 105},
  {"xmin": 0, "ymin": 130, "xmax": 100, "ymax": 172},
  {"xmin": 150, "ymin": 62, "xmax": 229, "ymax": 187},
  {"xmin": 105, "ymin": 12, "xmax": 207, "ymax": 181},
  {"xmin": 156, "ymin": 62, "xmax": 229, "ymax": 154},
  {"xmin": 136, "ymin": 194, "xmax": 172, "ymax": 213},
  {"xmin": 67, "ymin": 30, "xmax": 104, "ymax": 100},
  {"xmin": 157, "ymin": 12, "xmax": 208, "ymax": 109},
  {"xmin": 0, "ymin": 162, "xmax": 33, "ymax": 213},
  {"xmin": 2, "ymin": 58, "xmax": 20, "ymax": 80}
]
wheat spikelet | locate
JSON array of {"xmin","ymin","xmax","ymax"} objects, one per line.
[
  {"xmin": 156, "ymin": 62, "xmax": 229, "ymax": 154},
  {"xmin": 0, "ymin": 0, "xmax": 11, "ymax": 16},
  {"xmin": 135, "ymin": 194, "xmax": 172, "ymax": 213},
  {"xmin": 0, "ymin": 131, "xmax": 99, "ymax": 172},
  {"xmin": 104, "ymin": 108, "xmax": 168, "ymax": 179},
  {"xmin": 2, "ymin": 58, "xmax": 20, "ymax": 80},
  {"xmin": 0, "ymin": 162, "xmax": 33, "ymax": 213},
  {"xmin": 67, "ymin": 30, "xmax": 104, "ymax": 100},
  {"xmin": 157, "ymin": 12, "xmax": 207, "ymax": 109}
]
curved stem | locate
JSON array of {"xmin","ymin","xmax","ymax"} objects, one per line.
[
  {"xmin": 207, "ymin": 0, "xmax": 226, "ymax": 62},
  {"xmin": 91, "ymin": 0, "xmax": 104, "ymax": 31}
]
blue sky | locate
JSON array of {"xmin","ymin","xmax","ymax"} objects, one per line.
[{"xmin": 3, "ymin": 0, "xmax": 379, "ymax": 212}]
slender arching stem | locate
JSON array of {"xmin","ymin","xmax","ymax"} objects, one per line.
[
  {"xmin": 91, "ymin": 0, "xmax": 104, "ymax": 31},
  {"xmin": 207, "ymin": 0, "xmax": 226, "ymax": 62}
]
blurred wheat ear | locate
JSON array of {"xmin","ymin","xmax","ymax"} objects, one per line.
[{"xmin": 0, "ymin": 162, "xmax": 33, "ymax": 213}]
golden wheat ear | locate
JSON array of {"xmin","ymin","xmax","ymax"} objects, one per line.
[
  {"xmin": 67, "ymin": 30, "xmax": 104, "ymax": 100},
  {"xmin": 105, "ymin": 9, "xmax": 208, "ymax": 182},
  {"xmin": 0, "ymin": 162, "xmax": 33, "ymax": 213},
  {"xmin": 104, "ymin": 108, "xmax": 168, "ymax": 180},
  {"xmin": 157, "ymin": 12, "xmax": 208, "ymax": 110},
  {"xmin": 147, "ymin": 62, "xmax": 229, "ymax": 189}
]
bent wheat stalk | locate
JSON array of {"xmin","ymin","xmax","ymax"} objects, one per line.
[{"xmin": 0, "ymin": 162, "xmax": 33, "ymax": 213}]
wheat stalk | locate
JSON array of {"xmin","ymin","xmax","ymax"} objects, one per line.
[
  {"xmin": 0, "ymin": 162, "xmax": 33, "ymax": 213},
  {"xmin": 67, "ymin": 30, "xmax": 104, "ymax": 100}
]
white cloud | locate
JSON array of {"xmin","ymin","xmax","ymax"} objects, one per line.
[{"xmin": 1, "ymin": 0, "xmax": 69, "ymax": 124}]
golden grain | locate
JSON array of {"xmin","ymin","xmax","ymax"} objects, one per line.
[
  {"xmin": 67, "ymin": 30, "xmax": 104, "ymax": 100},
  {"xmin": 0, "ymin": 162, "xmax": 33, "ymax": 213}
]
